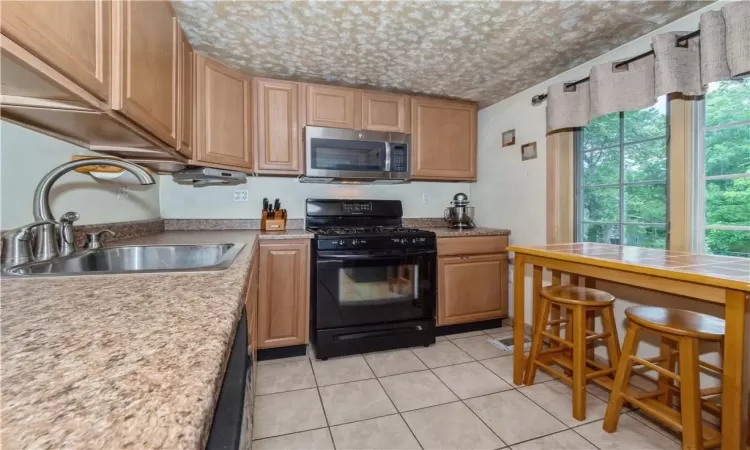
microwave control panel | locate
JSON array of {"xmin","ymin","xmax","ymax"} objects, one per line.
[{"xmin": 390, "ymin": 144, "xmax": 408, "ymax": 173}]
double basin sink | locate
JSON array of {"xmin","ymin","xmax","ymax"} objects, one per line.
[{"xmin": 4, "ymin": 243, "xmax": 245, "ymax": 276}]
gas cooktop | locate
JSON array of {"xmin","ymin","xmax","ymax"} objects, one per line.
[{"xmin": 308, "ymin": 226, "xmax": 429, "ymax": 237}]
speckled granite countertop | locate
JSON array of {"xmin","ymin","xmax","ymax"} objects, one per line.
[
  {"xmin": 422, "ymin": 227, "xmax": 511, "ymax": 237},
  {"xmin": 0, "ymin": 230, "xmax": 311, "ymax": 450}
]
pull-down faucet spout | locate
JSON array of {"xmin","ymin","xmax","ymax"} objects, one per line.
[{"xmin": 32, "ymin": 159, "xmax": 155, "ymax": 261}]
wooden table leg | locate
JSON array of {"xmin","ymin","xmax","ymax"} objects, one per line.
[
  {"xmin": 550, "ymin": 271, "xmax": 562, "ymax": 349},
  {"xmin": 721, "ymin": 290, "xmax": 749, "ymax": 450},
  {"xmin": 585, "ymin": 277, "xmax": 598, "ymax": 360},
  {"xmin": 513, "ymin": 254, "xmax": 527, "ymax": 385}
]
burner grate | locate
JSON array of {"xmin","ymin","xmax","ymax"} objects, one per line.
[{"xmin": 310, "ymin": 226, "xmax": 425, "ymax": 236}]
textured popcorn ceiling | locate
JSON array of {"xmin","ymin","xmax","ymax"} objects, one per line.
[{"xmin": 172, "ymin": 0, "xmax": 709, "ymax": 108}]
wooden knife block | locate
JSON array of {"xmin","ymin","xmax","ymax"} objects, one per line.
[{"xmin": 261, "ymin": 210, "xmax": 287, "ymax": 231}]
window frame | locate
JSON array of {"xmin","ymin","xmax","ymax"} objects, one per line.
[
  {"xmin": 573, "ymin": 100, "xmax": 672, "ymax": 249},
  {"xmin": 692, "ymin": 95, "xmax": 750, "ymax": 255}
]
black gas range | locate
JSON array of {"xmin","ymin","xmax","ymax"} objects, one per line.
[{"xmin": 306, "ymin": 199, "xmax": 437, "ymax": 359}]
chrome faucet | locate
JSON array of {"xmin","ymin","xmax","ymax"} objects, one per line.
[
  {"xmin": 31, "ymin": 159, "xmax": 155, "ymax": 261},
  {"xmin": 1, "ymin": 220, "xmax": 57, "ymax": 266}
]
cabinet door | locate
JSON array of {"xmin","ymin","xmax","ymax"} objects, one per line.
[
  {"xmin": 1, "ymin": 0, "xmax": 110, "ymax": 101},
  {"xmin": 176, "ymin": 30, "xmax": 193, "ymax": 158},
  {"xmin": 194, "ymin": 54, "xmax": 253, "ymax": 170},
  {"xmin": 438, "ymin": 253, "xmax": 508, "ymax": 326},
  {"xmin": 361, "ymin": 91, "xmax": 409, "ymax": 133},
  {"xmin": 411, "ymin": 97, "xmax": 477, "ymax": 181},
  {"xmin": 254, "ymin": 78, "xmax": 302, "ymax": 174},
  {"xmin": 111, "ymin": 0, "xmax": 178, "ymax": 146},
  {"xmin": 257, "ymin": 240, "xmax": 310, "ymax": 349},
  {"xmin": 306, "ymin": 84, "xmax": 357, "ymax": 129}
]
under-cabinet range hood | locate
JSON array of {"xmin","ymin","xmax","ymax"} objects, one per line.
[{"xmin": 172, "ymin": 168, "xmax": 247, "ymax": 187}]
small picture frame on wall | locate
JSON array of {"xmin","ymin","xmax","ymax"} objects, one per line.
[
  {"xmin": 521, "ymin": 142, "xmax": 537, "ymax": 161},
  {"xmin": 502, "ymin": 129, "xmax": 516, "ymax": 147}
]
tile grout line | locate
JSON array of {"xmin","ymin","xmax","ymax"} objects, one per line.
[
  {"xmin": 255, "ymin": 328, "xmax": 638, "ymax": 448},
  {"xmin": 361, "ymin": 353, "xmax": 425, "ymax": 450},
  {"xmin": 624, "ymin": 410, "xmax": 684, "ymax": 445},
  {"xmin": 308, "ymin": 356, "xmax": 336, "ymax": 450},
  {"xmin": 422, "ymin": 360, "xmax": 509, "ymax": 448},
  {"xmin": 251, "ymin": 426, "xmax": 330, "ymax": 445}
]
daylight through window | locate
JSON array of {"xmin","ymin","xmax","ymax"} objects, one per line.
[
  {"xmin": 575, "ymin": 97, "xmax": 669, "ymax": 249},
  {"xmin": 694, "ymin": 80, "xmax": 750, "ymax": 258}
]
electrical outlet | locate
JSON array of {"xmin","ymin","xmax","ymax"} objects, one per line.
[
  {"xmin": 422, "ymin": 193, "xmax": 430, "ymax": 204},
  {"xmin": 233, "ymin": 190, "xmax": 249, "ymax": 202},
  {"xmin": 117, "ymin": 186, "xmax": 129, "ymax": 199}
]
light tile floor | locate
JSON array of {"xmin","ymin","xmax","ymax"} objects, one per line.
[{"xmin": 251, "ymin": 328, "xmax": 694, "ymax": 449}]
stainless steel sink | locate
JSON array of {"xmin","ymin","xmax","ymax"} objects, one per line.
[{"xmin": 3, "ymin": 243, "xmax": 245, "ymax": 276}]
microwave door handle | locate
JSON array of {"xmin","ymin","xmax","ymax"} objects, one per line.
[{"xmin": 384, "ymin": 142, "xmax": 391, "ymax": 172}]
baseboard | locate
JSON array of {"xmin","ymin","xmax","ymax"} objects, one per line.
[
  {"xmin": 257, "ymin": 345, "xmax": 307, "ymax": 361},
  {"xmin": 436, "ymin": 318, "xmax": 506, "ymax": 336}
]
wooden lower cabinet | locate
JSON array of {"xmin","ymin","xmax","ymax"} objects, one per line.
[
  {"xmin": 437, "ymin": 253, "xmax": 508, "ymax": 326},
  {"xmin": 257, "ymin": 240, "xmax": 310, "ymax": 349}
]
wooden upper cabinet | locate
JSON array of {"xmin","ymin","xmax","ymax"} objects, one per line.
[
  {"xmin": 194, "ymin": 54, "xmax": 253, "ymax": 171},
  {"xmin": 306, "ymin": 84, "xmax": 357, "ymax": 129},
  {"xmin": 361, "ymin": 91, "xmax": 409, "ymax": 133},
  {"xmin": 1, "ymin": 0, "xmax": 110, "ymax": 101},
  {"xmin": 177, "ymin": 30, "xmax": 193, "ymax": 158},
  {"xmin": 111, "ymin": 0, "xmax": 178, "ymax": 147},
  {"xmin": 257, "ymin": 240, "xmax": 310, "ymax": 349},
  {"xmin": 437, "ymin": 253, "xmax": 508, "ymax": 326},
  {"xmin": 411, "ymin": 97, "xmax": 477, "ymax": 181},
  {"xmin": 254, "ymin": 78, "xmax": 303, "ymax": 174}
]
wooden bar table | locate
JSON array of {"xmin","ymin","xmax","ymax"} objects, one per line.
[{"xmin": 508, "ymin": 243, "xmax": 750, "ymax": 450}]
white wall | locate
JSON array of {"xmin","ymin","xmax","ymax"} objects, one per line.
[
  {"xmin": 0, "ymin": 121, "xmax": 161, "ymax": 229},
  {"xmin": 475, "ymin": 2, "xmax": 729, "ymax": 381},
  {"xmin": 160, "ymin": 176, "xmax": 471, "ymax": 219}
]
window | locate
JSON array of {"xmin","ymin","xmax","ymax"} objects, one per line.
[
  {"xmin": 694, "ymin": 80, "xmax": 750, "ymax": 258},
  {"xmin": 575, "ymin": 96, "xmax": 669, "ymax": 249}
]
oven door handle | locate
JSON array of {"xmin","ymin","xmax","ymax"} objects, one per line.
[{"xmin": 317, "ymin": 250, "xmax": 435, "ymax": 260}]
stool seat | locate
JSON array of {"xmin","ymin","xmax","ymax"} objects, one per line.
[
  {"xmin": 625, "ymin": 306, "xmax": 725, "ymax": 341},
  {"xmin": 542, "ymin": 285, "xmax": 615, "ymax": 306}
]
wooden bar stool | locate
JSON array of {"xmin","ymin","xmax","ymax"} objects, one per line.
[
  {"xmin": 525, "ymin": 284, "xmax": 621, "ymax": 421},
  {"xmin": 603, "ymin": 306, "xmax": 725, "ymax": 449}
]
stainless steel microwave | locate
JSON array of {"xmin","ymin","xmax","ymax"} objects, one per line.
[{"xmin": 302, "ymin": 127, "xmax": 410, "ymax": 183}]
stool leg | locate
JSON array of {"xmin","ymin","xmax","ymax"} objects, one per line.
[
  {"xmin": 524, "ymin": 296, "xmax": 551, "ymax": 385},
  {"xmin": 603, "ymin": 323, "xmax": 641, "ymax": 433},
  {"xmin": 572, "ymin": 305, "xmax": 587, "ymax": 421},
  {"xmin": 678, "ymin": 336, "xmax": 704, "ymax": 450},
  {"xmin": 658, "ymin": 337, "xmax": 678, "ymax": 407},
  {"xmin": 563, "ymin": 307, "xmax": 573, "ymax": 376},
  {"xmin": 600, "ymin": 305, "xmax": 621, "ymax": 371}
]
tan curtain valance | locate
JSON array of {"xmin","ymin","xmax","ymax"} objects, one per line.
[{"xmin": 546, "ymin": 1, "xmax": 749, "ymax": 132}]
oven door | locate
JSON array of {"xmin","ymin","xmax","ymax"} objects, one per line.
[{"xmin": 315, "ymin": 249, "xmax": 436, "ymax": 329}]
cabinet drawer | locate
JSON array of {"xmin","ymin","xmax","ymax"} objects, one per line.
[{"xmin": 438, "ymin": 236, "xmax": 508, "ymax": 256}]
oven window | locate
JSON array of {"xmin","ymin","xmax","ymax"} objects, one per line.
[
  {"xmin": 337, "ymin": 264, "xmax": 419, "ymax": 305},
  {"xmin": 310, "ymin": 138, "xmax": 385, "ymax": 172}
]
